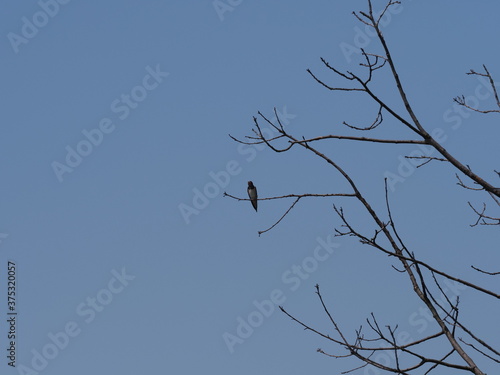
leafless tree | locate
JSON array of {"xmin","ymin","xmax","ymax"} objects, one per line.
[{"xmin": 225, "ymin": 1, "xmax": 499, "ymax": 374}]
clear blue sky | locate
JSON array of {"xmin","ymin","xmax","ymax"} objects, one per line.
[{"xmin": 1, "ymin": 1, "xmax": 498, "ymax": 374}]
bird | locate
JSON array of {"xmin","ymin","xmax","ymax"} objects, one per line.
[{"xmin": 247, "ymin": 181, "xmax": 258, "ymax": 212}]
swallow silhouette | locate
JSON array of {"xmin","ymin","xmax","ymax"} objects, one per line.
[{"xmin": 247, "ymin": 181, "xmax": 258, "ymax": 212}]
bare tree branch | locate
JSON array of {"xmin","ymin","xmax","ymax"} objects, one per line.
[
  {"xmin": 471, "ymin": 265, "xmax": 500, "ymax": 276},
  {"xmin": 454, "ymin": 65, "xmax": 500, "ymax": 113},
  {"xmin": 228, "ymin": 1, "xmax": 498, "ymax": 373},
  {"xmin": 291, "ymin": 135, "xmax": 427, "ymax": 145},
  {"xmin": 405, "ymin": 155, "xmax": 449, "ymax": 168},
  {"xmin": 343, "ymin": 104, "xmax": 383, "ymax": 130}
]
